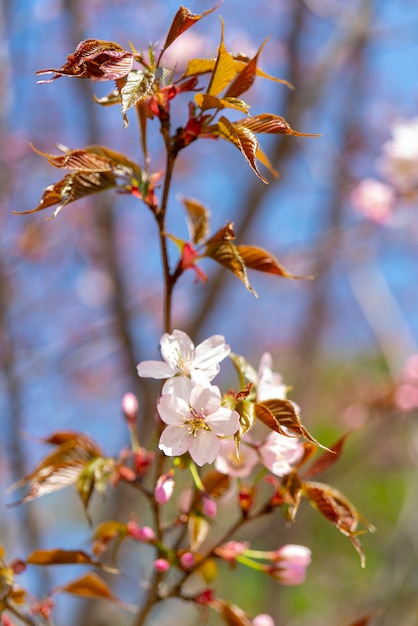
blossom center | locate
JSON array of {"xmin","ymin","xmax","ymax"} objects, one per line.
[{"xmin": 186, "ymin": 406, "xmax": 210, "ymax": 436}]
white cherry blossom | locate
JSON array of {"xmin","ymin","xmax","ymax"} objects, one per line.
[
  {"xmin": 157, "ymin": 380, "xmax": 240, "ymax": 466},
  {"xmin": 137, "ymin": 329, "xmax": 230, "ymax": 394}
]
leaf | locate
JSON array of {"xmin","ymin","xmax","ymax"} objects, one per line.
[
  {"xmin": 207, "ymin": 19, "xmax": 238, "ymax": 97},
  {"xmin": 77, "ymin": 457, "xmax": 115, "ymax": 512},
  {"xmin": 210, "ymin": 116, "xmax": 267, "ymax": 183},
  {"xmin": 281, "ymin": 470, "xmax": 303, "ymax": 520},
  {"xmin": 346, "ymin": 610, "xmax": 382, "ymax": 626},
  {"xmin": 180, "ymin": 197, "xmax": 211, "ymax": 244},
  {"xmin": 236, "ymin": 245, "xmax": 314, "ymax": 279},
  {"xmin": 159, "ymin": 4, "xmax": 220, "ymax": 61},
  {"xmin": 59, "ymin": 572, "xmax": 117, "ymax": 601},
  {"xmin": 205, "ymin": 223, "xmax": 256, "ymax": 296},
  {"xmin": 36, "ymin": 39, "xmax": 133, "ymax": 83},
  {"xmin": 229, "ymin": 352, "xmax": 258, "ymax": 390},
  {"xmin": 255, "ymin": 399, "xmax": 328, "ymax": 450},
  {"xmin": 194, "ymin": 93, "xmax": 250, "ymax": 114},
  {"xmin": 235, "ymin": 113, "xmax": 321, "ymax": 137},
  {"xmin": 201, "ymin": 471, "xmax": 231, "ymax": 499},
  {"xmin": 9, "ymin": 432, "xmax": 103, "ymax": 506},
  {"xmin": 224, "ymin": 37, "xmax": 269, "ymax": 99},
  {"xmin": 26, "ymin": 549, "xmax": 96, "ymax": 567},
  {"xmin": 303, "ymin": 481, "xmax": 375, "ymax": 567},
  {"xmin": 188, "ymin": 513, "xmax": 209, "ymax": 551},
  {"xmin": 115, "ymin": 70, "xmax": 155, "ymax": 128},
  {"xmin": 14, "ymin": 171, "xmax": 118, "ymax": 219},
  {"xmin": 30, "ymin": 144, "xmax": 140, "ymax": 178},
  {"xmin": 303, "ymin": 431, "xmax": 354, "ymax": 479},
  {"xmin": 92, "ymin": 521, "xmax": 128, "ymax": 558},
  {"xmin": 219, "ymin": 601, "xmax": 253, "ymax": 626}
]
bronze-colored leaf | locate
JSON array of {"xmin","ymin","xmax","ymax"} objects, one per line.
[
  {"xmin": 180, "ymin": 197, "xmax": 211, "ymax": 244},
  {"xmin": 281, "ymin": 470, "xmax": 303, "ymax": 520},
  {"xmin": 205, "ymin": 236, "xmax": 256, "ymax": 296},
  {"xmin": 30, "ymin": 144, "xmax": 140, "ymax": 178},
  {"xmin": 201, "ymin": 471, "xmax": 231, "ymax": 499},
  {"xmin": 92, "ymin": 521, "xmax": 127, "ymax": 558},
  {"xmin": 303, "ymin": 432, "xmax": 354, "ymax": 479},
  {"xmin": 205, "ymin": 221, "xmax": 235, "ymax": 245},
  {"xmin": 26, "ymin": 549, "xmax": 96, "ymax": 567},
  {"xmin": 36, "ymin": 39, "xmax": 133, "ymax": 83},
  {"xmin": 188, "ymin": 513, "xmax": 209, "ymax": 551},
  {"xmin": 159, "ymin": 4, "xmax": 220, "ymax": 62},
  {"xmin": 8, "ymin": 432, "xmax": 102, "ymax": 506},
  {"xmin": 346, "ymin": 610, "xmax": 382, "ymax": 626},
  {"xmin": 14, "ymin": 171, "xmax": 117, "ymax": 219},
  {"xmin": 211, "ymin": 116, "xmax": 267, "ymax": 183},
  {"xmin": 219, "ymin": 601, "xmax": 253, "ymax": 626},
  {"xmin": 255, "ymin": 399, "xmax": 327, "ymax": 450},
  {"xmin": 235, "ymin": 113, "xmax": 321, "ymax": 137},
  {"xmin": 224, "ymin": 37, "xmax": 269, "ymax": 99},
  {"xmin": 236, "ymin": 245, "xmax": 314, "ymax": 279},
  {"xmin": 303, "ymin": 481, "xmax": 375, "ymax": 567},
  {"xmin": 60, "ymin": 572, "xmax": 118, "ymax": 601}
]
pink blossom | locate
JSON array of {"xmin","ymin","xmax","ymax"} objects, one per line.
[
  {"xmin": 127, "ymin": 522, "xmax": 156, "ymax": 542},
  {"xmin": 215, "ymin": 438, "xmax": 259, "ymax": 477},
  {"xmin": 202, "ymin": 496, "xmax": 217, "ymax": 518},
  {"xmin": 179, "ymin": 552, "xmax": 195, "ymax": 569},
  {"xmin": 154, "ymin": 558, "xmax": 170, "ymax": 572},
  {"xmin": 253, "ymin": 615, "xmax": 275, "ymax": 626},
  {"xmin": 154, "ymin": 472, "xmax": 175, "ymax": 504},
  {"xmin": 378, "ymin": 117, "xmax": 418, "ymax": 192},
  {"xmin": 259, "ymin": 431, "xmax": 303, "ymax": 477},
  {"xmin": 394, "ymin": 384, "xmax": 418, "ymax": 411},
  {"xmin": 256, "ymin": 352, "xmax": 287, "ymax": 402},
  {"xmin": 269, "ymin": 544, "xmax": 311, "ymax": 585},
  {"xmin": 215, "ymin": 540, "xmax": 250, "ymax": 562},
  {"xmin": 137, "ymin": 329, "xmax": 230, "ymax": 394},
  {"xmin": 157, "ymin": 380, "xmax": 240, "ymax": 466},
  {"xmin": 350, "ymin": 178, "xmax": 394, "ymax": 223},
  {"xmin": 121, "ymin": 392, "xmax": 139, "ymax": 424}
]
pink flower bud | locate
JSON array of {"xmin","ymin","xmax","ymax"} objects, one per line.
[
  {"xmin": 127, "ymin": 521, "xmax": 155, "ymax": 542},
  {"xmin": 253, "ymin": 615, "xmax": 275, "ymax": 626},
  {"xmin": 122, "ymin": 392, "xmax": 139, "ymax": 424},
  {"xmin": 179, "ymin": 552, "xmax": 195, "ymax": 569},
  {"xmin": 202, "ymin": 496, "xmax": 217, "ymax": 518},
  {"xmin": 154, "ymin": 558, "xmax": 170, "ymax": 572},
  {"xmin": 154, "ymin": 472, "xmax": 175, "ymax": 504},
  {"xmin": 270, "ymin": 544, "xmax": 311, "ymax": 585},
  {"xmin": 214, "ymin": 540, "xmax": 250, "ymax": 562}
]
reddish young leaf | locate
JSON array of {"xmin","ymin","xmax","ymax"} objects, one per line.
[
  {"xmin": 26, "ymin": 549, "xmax": 96, "ymax": 567},
  {"xmin": 59, "ymin": 572, "xmax": 117, "ymax": 601},
  {"xmin": 210, "ymin": 116, "xmax": 267, "ymax": 183},
  {"xmin": 281, "ymin": 470, "xmax": 303, "ymax": 520},
  {"xmin": 36, "ymin": 39, "xmax": 133, "ymax": 83},
  {"xmin": 201, "ymin": 471, "xmax": 231, "ymax": 499},
  {"xmin": 158, "ymin": 4, "xmax": 220, "ymax": 62},
  {"xmin": 205, "ymin": 234, "xmax": 256, "ymax": 296},
  {"xmin": 219, "ymin": 601, "xmax": 253, "ymax": 626},
  {"xmin": 235, "ymin": 113, "xmax": 321, "ymax": 137},
  {"xmin": 207, "ymin": 19, "xmax": 238, "ymax": 97},
  {"xmin": 224, "ymin": 37, "xmax": 269, "ymax": 99},
  {"xmin": 303, "ymin": 481, "xmax": 375, "ymax": 567},
  {"xmin": 346, "ymin": 610, "xmax": 382, "ymax": 626},
  {"xmin": 303, "ymin": 431, "xmax": 354, "ymax": 479},
  {"xmin": 14, "ymin": 171, "xmax": 118, "ymax": 219},
  {"xmin": 236, "ymin": 245, "xmax": 314, "ymax": 279},
  {"xmin": 255, "ymin": 399, "xmax": 328, "ymax": 450}
]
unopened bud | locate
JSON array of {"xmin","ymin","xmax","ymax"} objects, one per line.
[{"xmin": 122, "ymin": 392, "xmax": 139, "ymax": 424}]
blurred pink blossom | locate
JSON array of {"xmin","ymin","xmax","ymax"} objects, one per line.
[
  {"xmin": 268, "ymin": 544, "xmax": 311, "ymax": 585},
  {"xmin": 253, "ymin": 615, "xmax": 275, "ymax": 626},
  {"xmin": 259, "ymin": 431, "xmax": 304, "ymax": 476},
  {"xmin": 215, "ymin": 438, "xmax": 259, "ymax": 477},
  {"xmin": 350, "ymin": 178, "xmax": 395, "ymax": 223},
  {"xmin": 378, "ymin": 117, "xmax": 418, "ymax": 192}
]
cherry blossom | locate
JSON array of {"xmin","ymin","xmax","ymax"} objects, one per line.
[
  {"xmin": 157, "ymin": 380, "xmax": 240, "ymax": 466},
  {"xmin": 215, "ymin": 438, "xmax": 259, "ymax": 477},
  {"xmin": 256, "ymin": 352, "xmax": 287, "ymax": 402},
  {"xmin": 378, "ymin": 117, "xmax": 418, "ymax": 192},
  {"xmin": 350, "ymin": 178, "xmax": 394, "ymax": 223},
  {"xmin": 269, "ymin": 544, "xmax": 311, "ymax": 585},
  {"xmin": 259, "ymin": 431, "xmax": 303, "ymax": 477},
  {"xmin": 137, "ymin": 329, "xmax": 230, "ymax": 394}
]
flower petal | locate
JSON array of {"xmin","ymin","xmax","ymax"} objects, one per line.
[
  {"xmin": 206, "ymin": 407, "xmax": 240, "ymax": 436},
  {"xmin": 160, "ymin": 329, "xmax": 194, "ymax": 372},
  {"xmin": 194, "ymin": 335, "xmax": 230, "ymax": 370},
  {"xmin": 188, "ymin": 429, "xmax": 220, "ymax": 466},
  {"xmin": 159, "ymin": 425, "xmax": 190, "ymax": 457},
  {"xmin": 137, "ymin": 360, "xmax": 176, "ymax": 379},
  {"xmin": 158, "ymin": 394, "xmax": 189, "ymax": 425}
]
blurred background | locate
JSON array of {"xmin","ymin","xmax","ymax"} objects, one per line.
[{"xmin": 1, "ymin": 0, "xmax": 418, "ymax": 624}]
